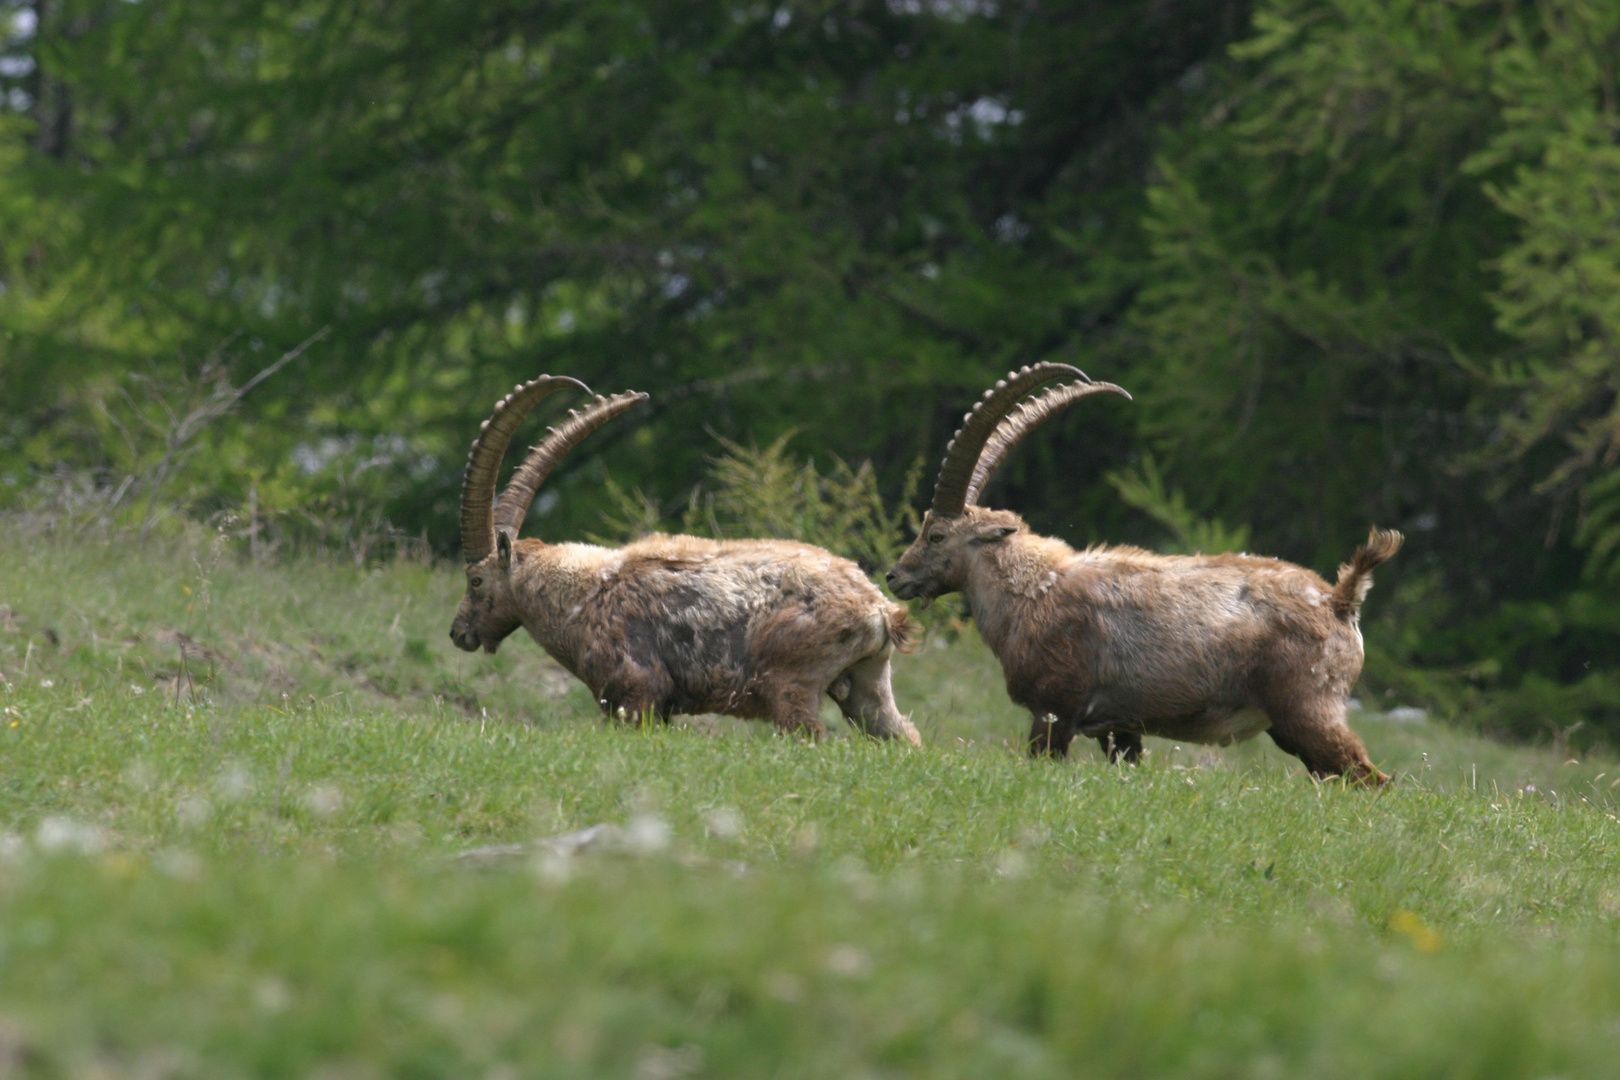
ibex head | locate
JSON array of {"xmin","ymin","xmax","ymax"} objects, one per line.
[
  {"xmin": 449, "ymin": 374, "xmax": 648, "ymax": 652},
  {"xmin": 886, "ymin": 364, "xmax": 1129, "ymax": 602},
  {"xmin": 450, "ymin": 529, "xmax": 526, "ymax": 654},
  {"xmin": 887, "ymin": 509, "xmax": 1022, "ymax": 601}
]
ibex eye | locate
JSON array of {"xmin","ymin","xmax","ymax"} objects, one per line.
[
  {"xmin": 929, "ymin": 533, "xmax": 945, "ymax": 544},
  {"xmin": 470, "ymin": 576, "xmax": 483, "ymax": 588}
]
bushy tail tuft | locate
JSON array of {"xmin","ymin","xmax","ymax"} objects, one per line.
[
  {"xmin": 1330, "ymin": 528, "xmax": 1403, "ymax": 620},
  {"xmin": 888, "ymin": 605, "xmax": 919, "ymax": 654}
]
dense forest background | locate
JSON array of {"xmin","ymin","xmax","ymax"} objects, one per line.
[{"xmin": 1, "ymin": 0, "xmax": 1617, "ymax": 743}]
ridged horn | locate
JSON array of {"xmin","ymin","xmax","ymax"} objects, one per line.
[
  {"xmin": 963, "ymin": 380, "xmax": 1132, "ymax": 506},
  {"xmin": 493, "ymin": 390, "xmax": 651, "ymax": 537},
  {"xmin": 460, "ymin": 375, "xmax": 590, "ymax": 565},
  {"xmin": 930, "ymin": 363, "xmax": 1087, "ymax": 517}
]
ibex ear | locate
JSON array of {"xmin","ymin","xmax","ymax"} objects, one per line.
[
  {"xmin": 974, "ymin": 523, "xmax": 1018, "ymax": 544},
  {"xmin": 496, "ymin": 529, "xmax": 514, "ymax": 571}
]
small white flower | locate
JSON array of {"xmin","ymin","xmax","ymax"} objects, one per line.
[
  {"xmin": 995, "ymin": 848, "xmax": 1030, "ymax": 880},
  {"xmin": 835, "ymin": 855, "xmax": 877, "ymax": 901},
  {"xmin": 123, "ymin": 759, "xmax": 157, "ymax": 791},
  {"xmin": 626, "ymin": 812, "xmax": 671, "ymax": 853},
  {"xmin": 763, "ymin": 971, "xmax": 804, "ymax": 1003},
  {"xmin": 155, "ymin": 848, "xmax": 204, "ymax": 881},
  {"xmin": 254, "ymin": 977, "xmax": 292, "ymax": 1013},
  {"xmin": 215, "ymin": 763, "xmax": 255, "ymax": 801},
  {"xmin": 176, "ymin": 795, "xmax": 212, "ymax": 828},
  {"xmin": 634, "ymin": 1044, "xmax": 704, "ymax": 1080},
  {"xmin": 702, "ymin": 807, "xmax": 743, "ymax": 839},
  {"xmin": 823, "ymin": 945, "xmax": 873, "ymax": 980},
  {"xmin": 35, "ymin": 816, "xmax": 107, "ymax": 855},
  {"xmin": 532, "ymin": 851, "xmax": 573, "ymax": 886},
  {"xmin": 303, "ymin": 784, "xmax": 345, "ymax": 818}
]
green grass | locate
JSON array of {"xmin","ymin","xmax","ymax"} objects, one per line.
[{"xmin": 4, "ymin": 527, "xmax": 1620, "ymax": 1078}]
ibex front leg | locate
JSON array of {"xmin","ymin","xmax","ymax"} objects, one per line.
[
  {"xmin": 830, "ymin": 650, "xmax": 921, "ymax": 746},
  {"xmin": 1027, "ymin": 713, "xmax": 1078, "ymax": 758},
  {"xmin": 1096, "ymin": 730, "xmax": 1142, "ymax": 764}
]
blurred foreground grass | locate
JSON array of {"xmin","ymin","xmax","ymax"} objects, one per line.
[{"xmin": 4, "ymin": 527, "xmax": 1620, "ymax": 1078}]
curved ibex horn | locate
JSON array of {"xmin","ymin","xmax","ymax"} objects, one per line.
[
  {"xmin": 962, "ymin": 380, "xmax": 1132, "ymax": 506},
  {"xmin": 493, "ymin": 391, "xmax": 651, "ymax": 537},
  {"xmin": 459, "ymin": 375, "xmax": 590, "ymax": 565},
  {"xmin": 930, "ymin": 363, "xmax": 1087, "ymax": 517}
]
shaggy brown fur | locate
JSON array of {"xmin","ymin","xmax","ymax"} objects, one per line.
[
  {"xmin": 449, "ymin": 379, "xmax": 918, "ymax": 744},
  {"xmin": 888, "ymin": 511, "xmax": 1400, "ymax": 782},
  {"xmin": 886, "ymin": 362, "xmax": 1400, "ymax": 784}
]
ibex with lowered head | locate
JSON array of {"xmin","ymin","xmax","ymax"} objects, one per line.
[
  {"xmin": 450, "ymin": 376, "xmax": 919, "ymax": 744},
  {"xmin": 885, "ymin": 364, "xmax": 1399, "ymax": 784}
]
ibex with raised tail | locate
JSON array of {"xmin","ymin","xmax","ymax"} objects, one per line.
[{"xmin": 885, "ymin": 364, "xmax": 1399, "ymax": 784}]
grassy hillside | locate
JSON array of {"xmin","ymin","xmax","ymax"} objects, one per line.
[{"xmin": 4, "ymin": 526, "xmax": 1620, "ymax": 1078}]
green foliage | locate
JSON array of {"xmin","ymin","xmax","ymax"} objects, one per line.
[
  {"xmin": 1361, "ymin": 567, "xmax": 1620, "ymax": 747},
  {"xmin": 1577, "ymin": 470, "xmax": 1620, "ymax": 583},
  {"xmin": 601, "ymin": 432, "xmax": 925, "ymax": 576},
  {"xmin": 71, "ymin": 332, "xmax": 328, "ymax": 535},
  {"xmin": 1464, "ymin": 1, "xmax": 1620, "ymax": 580},
  {"xmin": 696, "ymin": 434, "xmax": 918, "ymax": 565},
  {"xmin": 1133, "ymin": 0, "xmax": 1510, "ymax": 567},
  {"xmin": 1107, "ymin": 453, "xmax": 1251, "ymax": 554},
  {"xmin": 0, "ymin": 0, "xmax": 1228, "ymax": 546}
]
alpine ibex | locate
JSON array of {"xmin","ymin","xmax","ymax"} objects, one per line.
[
  {"xmin": 885, "ymin": 364, "xmax": 1400, "ymax": 784},
  {"xmin": 450, "ymin": 376, "xmax": 920, "ymax": 744}
]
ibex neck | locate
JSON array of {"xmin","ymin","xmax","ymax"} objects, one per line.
[
  {"xmin": 509, "ymin": 541, "xmax": 618, "ymax": 658},
  {"xmin": 963, "ymin": 531, "xmax": 1074, "ymax": 656}
]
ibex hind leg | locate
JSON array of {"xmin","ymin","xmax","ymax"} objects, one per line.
[
  {"xmin": 600, "ymin": 693, "xmax": 665, "ymax": 728},
  {"xmin": 760, "ymin": 677, "xmax": 828, "ymax": 741},
  {"xmin": 831, "ymin": 651, "xmax": 920, "ymax": 746},
  {"xmin": 1096, "ymin": 731, "xmax": 1143, "ymax": 764},
  {"xmin": 1027, "ymin": 713, "xmax": 1079, "ymax": 758},
  {"xmin": 1266, "ymin": 702, "xmax": 1389, "ymax": 786},
  {"xmin": 596, "ymin": 668, "xmax": 673, "ymax": 728}
]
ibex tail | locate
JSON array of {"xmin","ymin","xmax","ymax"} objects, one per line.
[
  {"xmin": 1330, "ymin": 528, "xmax": 1404, "ymax": 620},
  {"xmin": 888, "ymin": 605, "xmax": 919, "ymax": 655}
]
